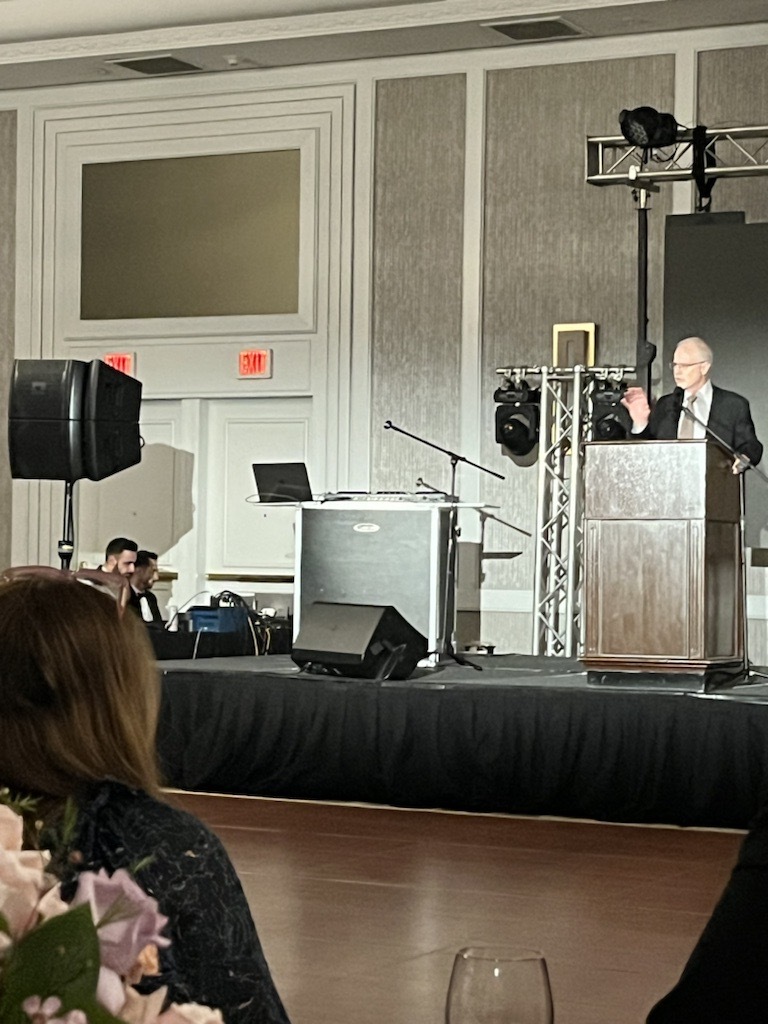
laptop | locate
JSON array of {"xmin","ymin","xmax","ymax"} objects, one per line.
[{"xmin": 252, "ymin": 462, "xmax": 313, "ymax": 503}]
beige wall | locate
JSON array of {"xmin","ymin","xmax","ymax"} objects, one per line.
[
  {"xmin": 371, "ymin": 74, "xmax": 466, "ymax": 493},
  {"xmin": 481, "ymin": 56, "xmax": 675, "ymax": 593},
  {"xmin": 0, "ymin": 109, "xmax": 15, "ymax": 570},
  {"xmin": 698, "ymin": 44, "xmax": 768, "ymax": 223}
]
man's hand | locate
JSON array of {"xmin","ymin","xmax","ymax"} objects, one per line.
[
  {"xmin": 732, "ymin": 453, "xmax": 752, "ymax": 475},
  {"xmin": 620, "ymin": 386, "xmax": 651, "ymax": 430}
]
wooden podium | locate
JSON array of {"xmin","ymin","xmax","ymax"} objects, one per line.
[{"xmin": 582, "ymin": 439, "xmax": 745, "ymax": 689}]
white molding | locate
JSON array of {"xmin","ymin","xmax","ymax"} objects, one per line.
[
  {"xmin": 478, "ymin": 591, "xmax": 768, "ymax": 619},
  {"xmin": 670, "ymin": 38, "xmax": 697, "ymax": 216},
  {"xmin": 0, "ymin": 22, "xmax": 767, "ymax": 112},
  {"xmin": 458, "ymin": 66, "xmax": 487, "ymax": 535},
  {"xmin": 346, "ymin": 75, "xmax": 375, "ymax": 493},
  {"xmin": 0, "ymin": 0, "xmax": 672, "ymax": 64},
  {"xmin": 12, "ymin": 78, "xmax": 356, "ymax": 569},
  {"xmin": 49, "ymin": 116, "xmax": 328, "ymax": 343}
]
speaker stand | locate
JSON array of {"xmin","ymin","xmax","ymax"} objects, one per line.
[
  {"xmin": 383, "ymin": 420, "xmax": 504, "ymax": 670},
  {"xmin": 58, "ymin": 480, "xmax": 76, "ymax": 570}
]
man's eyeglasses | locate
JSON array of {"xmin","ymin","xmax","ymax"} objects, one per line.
[
  {"xmin": 669, "ymin": 360, "xmax": 707, "ymax": 369},
  {"xmin": 0, "ymin": 565, "xmax": 130, "ymax": 616}
]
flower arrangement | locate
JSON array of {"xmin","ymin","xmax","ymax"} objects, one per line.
[{"xmin": 0, "ymin": 803, "xmax": 223, "ymax": 1024}]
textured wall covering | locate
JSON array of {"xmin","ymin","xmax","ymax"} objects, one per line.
[
  {"xmin": 0, "ymin": 109, "xmax": 16, "ymax": 569},
  {"xmin": 698, "ymin": 44, "xmax": 768, "ymax": 657},
  {"xmin": 371, "ymin": 74, "xmax": 465, "ymax": 491},
  {"xmin": 698, "ymin": 44, "xmax": 768, "ymax": 223},
  {"xmin": 481, "ymin": 56, "xmax": 675, "ymax": 592}
]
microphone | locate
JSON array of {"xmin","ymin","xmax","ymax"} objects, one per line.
[{"xmin": 671, "ymin": 386, "xmax": 686, "ymax": 422}]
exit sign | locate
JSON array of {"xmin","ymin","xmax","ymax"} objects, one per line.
[
  {"xmin": 104, "ymin": 352, "xmax": 134, "ymax": 376},
  {"xmin": 238, "ymin": 348, "xmax": 273, "ymax": 379}
]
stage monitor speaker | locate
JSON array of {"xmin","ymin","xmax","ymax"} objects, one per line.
[
  {"xmin": 291, "ymin": 602, "xmax": 428, "ymax": 680},
  {"xmin": 83, "ymin": 360, "xmax": 142, "ymax": 481},
  {"xmin": 8, "ymin": 359, "xmax": 87, "ymax": 480}
]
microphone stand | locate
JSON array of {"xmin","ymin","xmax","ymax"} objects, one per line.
[
  {"xmin": 681, "ymin": 405, "xmax": 768, "ymax": 682},
  {"xmin": 58, "ymin": 480, "xmax": 76, "ymax": 570},
  {"xmin": 384, "ymin": 420, "xmax": 505, "ymax": 669}
]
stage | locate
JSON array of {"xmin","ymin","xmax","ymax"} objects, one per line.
[{"xmin": 157, "ymin": 653, "xmax": 768, "ymax": 830}]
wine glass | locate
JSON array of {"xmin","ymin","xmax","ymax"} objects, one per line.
[{"xmin": 445, "ymin": 946, "xmax": 554, "ymax": 1024}]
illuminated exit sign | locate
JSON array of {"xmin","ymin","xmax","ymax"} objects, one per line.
[
  {"xmin": 238, "ymin": 348, "xmax": 273, "ymax": 379},
  {"xmin": 103, "ymin": 353, "xmax": 135, "ymax": 376}
]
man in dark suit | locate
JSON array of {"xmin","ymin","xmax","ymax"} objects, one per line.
[
  {"xmin": 128, "ymin": 549, "xmax": 164, "ymax": 627},
  {"xmin": 621, "ymin": 336, "xmax": 763, "ymax": 470}
]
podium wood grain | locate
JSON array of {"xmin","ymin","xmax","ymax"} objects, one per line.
[{"xmin": 583, "ymin": 440, "xmax": 742, "ymax": 672}]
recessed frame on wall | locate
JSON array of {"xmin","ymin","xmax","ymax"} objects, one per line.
[
  {"xmin": 552, "ymin": 322, "xmax": 597, "ymax": 367},
  {"xmin": 43, "ymin": 89, "xmax": 354, "ymax": 349}
]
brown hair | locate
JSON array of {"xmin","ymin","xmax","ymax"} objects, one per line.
[{"xmin": 0, "ymin": 575, "xmax": 161, "ymax": 798}]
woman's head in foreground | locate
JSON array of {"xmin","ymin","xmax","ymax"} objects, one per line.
[{"xmin": 0, "ymin": 570, "xmax": 160, "ymax": 798}]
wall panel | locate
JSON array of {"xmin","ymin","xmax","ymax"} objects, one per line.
[
  {"xmin": 698, "ymin": 44, "xmax": 768, "ymax": 223},
  {"xmin": 0, "ymin": 110, "xmax": 15, "ymax": 569},
  {"xmin": 481, "ymin": 56, "xmax": 675, "ymax": 594},
  {"xmin": 371, "ymin": 74, "xmax": 465, "ymax": 493}
]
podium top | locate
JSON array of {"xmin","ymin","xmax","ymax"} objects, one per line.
[{"xmin": 584, "ymin": 439, "xmax": 739, "ymax": 522}]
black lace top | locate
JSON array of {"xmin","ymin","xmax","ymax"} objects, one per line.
[{"xmin": 63, "ymin": 781, "xmax": 291, "ymax": 1024}]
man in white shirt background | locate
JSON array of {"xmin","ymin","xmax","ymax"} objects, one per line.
[{"xmin": 128, "ymin": 549, "xmax": 164, "ymax": 626}]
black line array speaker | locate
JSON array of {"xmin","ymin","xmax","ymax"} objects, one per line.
[
  {"xmin": 83, "ymin": 359, "xmax": 143, "ymax": 481},
  {"xmin": 8, "ymin": 359, "xmax": 142, "ymax": 482},
  {"xmin": 291, "ymin": 602, "xmax": 428, "ymax": 680}
]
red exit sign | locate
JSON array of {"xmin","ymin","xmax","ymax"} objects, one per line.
[
  {"xmin": 104, "ymin": 352, "xmax": 134, "ymax": 376},
  {"xmin": 238, "ymin": 348, "xmax": 273, "ymax": 379}
]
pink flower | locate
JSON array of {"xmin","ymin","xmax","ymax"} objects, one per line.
[
  {"xmin": 0, "ymin": 847, "xmax": 56, "ymax": 938},
  {"xmin": 0, "ymin": 804, "xmax": 23, "ymax": 850},
  {"xmin": 70, "ymin": 868, "xmax": 169, "ymax": 975},
  {"xmin": 21, "ymin": 995, "xmax": 87, "ymax": 1023},
  {"xmin": 97, "ymin": 964, "xmax": 127, "ymax": 1015},
  {"xmin": 158, "ymin": 1005, "xmax": 225, "ymax": 1024}
]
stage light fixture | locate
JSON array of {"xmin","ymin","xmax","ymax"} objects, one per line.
[
  {"xmin": 494, "ymin": 384, "xmax": 541, "ymax": 457},
  {"xmin": 619, "ymin": 106, "xmax": 679, "ymax": 149},
  {"xmin": 590, "ymin": 381, "xmax": 632, "ymax": 441}
]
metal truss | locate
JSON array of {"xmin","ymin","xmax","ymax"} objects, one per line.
[
  {"xmin": 586, "ymin": 124, "xmax": 768, "ymax": 188},
  {"xmin": 495, "ymin": 364, "xmax": 634, "ymax": 657}
]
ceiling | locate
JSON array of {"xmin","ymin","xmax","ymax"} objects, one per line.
[{"xmin": 0, "ymin": 0, "xmax": 765, "ymax": 92}]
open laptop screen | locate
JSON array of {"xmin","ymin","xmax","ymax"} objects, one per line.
[{"xmin": 252, "ymin": 462, "xmax": 313, "ymax": 503}]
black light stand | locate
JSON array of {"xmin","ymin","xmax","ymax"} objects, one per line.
[
  {"xmin": 681, "ymin": 405, "xmax": 768, "ymax": 683},
  {"xmin": 630, "ymin": 167, "xmax": 659, "ymax": 398},
  {"xmin": 383, "ymin": 420, "xmax": 504, "ymax": 668},
  {"xmin": 58, "ymin": 481, "xmax": 76, "ymax": 570}
]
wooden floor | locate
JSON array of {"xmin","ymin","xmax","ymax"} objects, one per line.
[{"xmin": 170, "ymin": 791, "xmax": 744, "ymax": 1024}]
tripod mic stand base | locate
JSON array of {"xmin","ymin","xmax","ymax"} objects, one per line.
[{"xmin": 420, "ymin": 646, "xmax": 484, "ymax": 672}]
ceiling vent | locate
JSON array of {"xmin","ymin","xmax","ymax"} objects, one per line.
[
  {"xmin": 484, "ymin": 17, "xmax": 587, "ymax": 42},
  {"xmin": 106, "ymin": 55, "xmax": 203, "ymax": 76}
]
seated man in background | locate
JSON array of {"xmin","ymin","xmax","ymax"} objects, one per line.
[
  {"xmin": 129, "ymin": 549, "xmax": 164, "ymax": 627},
  {"xmin": 99, "ymin": 537, "xmax": 139, "ymax": 576}
]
